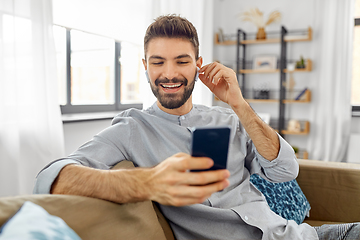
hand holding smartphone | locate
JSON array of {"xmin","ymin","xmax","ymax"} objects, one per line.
[{"xmin": 191, "ymin": 126, "xmax": 231, "ymax": 171}]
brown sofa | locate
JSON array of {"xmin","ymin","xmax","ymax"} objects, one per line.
[{"xmin": 1, "ymin": 159, "xmax": 360, "ymax": 240}]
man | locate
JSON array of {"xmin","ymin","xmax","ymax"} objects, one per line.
[{"xmin": 34, "ymin": 15, "xmax": 359, "ymax": 240}]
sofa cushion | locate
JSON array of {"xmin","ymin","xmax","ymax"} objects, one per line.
[
  {"xmin": 250, "ymin": 174, "xmax": 311, "ymax": 224},
  {"xmin": 0, "ymin": 201, "xmax": 81, "ymax": 239},
  {"xmin": 0, "ymin": 194, "xmax": 170, "ymax": 240}
]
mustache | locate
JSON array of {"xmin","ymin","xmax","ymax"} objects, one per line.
[{"xmin": 154, "ymin": 77, "xmax": 188, "ymax": 86}]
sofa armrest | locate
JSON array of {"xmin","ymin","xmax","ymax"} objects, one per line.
[
  {"xmin": 0, "ymin": 160, "xmax": 175, "ymax": 240},
  {"xmin": 0, "ymin": 194, "xmax": 170, "ymax": 240},
  {"xmin": 297, "ymin": 159, "xmax": 360, "ymax": 223}
]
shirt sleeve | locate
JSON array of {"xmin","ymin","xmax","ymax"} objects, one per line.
[
  {"xmin": 245, "ymin": 133, "xmax": 299, "ymax": 183},
  {"xmin": 33, "ymin": 116, "xmax": 133, "ymax": 194},
  {"xmin": 33, "ymin": 159, "xmax": 80, "ymax": 194}
]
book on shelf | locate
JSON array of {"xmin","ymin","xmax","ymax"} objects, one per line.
[{"xmin": 294, "ymin": 88, "xmax": 308, "ymax": 100}]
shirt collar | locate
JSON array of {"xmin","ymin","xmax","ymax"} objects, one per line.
[{"xmin": 150, "ymin": 102, "xmax": 196, "ymax": 123}]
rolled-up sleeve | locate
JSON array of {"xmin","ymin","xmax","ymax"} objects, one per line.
[
  {"xmin": 246, "ymin": 133, "xmax": 299, "ymax": 183},
  {"xmin": 33, "ymin": 159, "xmax": 80, "ymax": 194}
]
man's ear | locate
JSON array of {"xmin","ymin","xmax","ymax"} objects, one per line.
[
  {"xmin": 196, "ymin": 57, "xmax": 203, "ymax": 69},
  {"xmin": 142, "ymin": 59, "xmax": 147, "ymax": 71}
]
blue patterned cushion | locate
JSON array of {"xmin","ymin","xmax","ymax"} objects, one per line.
[
  {"xmin": 250, "ymin": 174, "xmax": 311, "ymax": 224},
  {"xmin": 0, "ymin": 201, "xmax": 81, "ymax": 240}
]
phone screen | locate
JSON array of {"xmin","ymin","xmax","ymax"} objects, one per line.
[{"xmin": 191, "ymin": 126, "xmax": 231, "ymax": 171}]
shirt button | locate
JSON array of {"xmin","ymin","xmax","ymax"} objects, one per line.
[
  {"xmin": 244, "ymin": 216, "xmax": 248, "ymax": 221},
  {"xmin": 180, "ymin": 116, "xmax": 185, "ymax": 120}
]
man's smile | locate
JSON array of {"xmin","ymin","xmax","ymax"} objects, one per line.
[
  {"xmin": 160, "ymin": 83, "xmax": 182, "ymax": 89},
  {"xmin": 160, "ymin": 83, "xmax": 184, "ymax": 93},
  {"xmin": 155, "ymin": 77, "xmax": 188, "ymax": 94}
]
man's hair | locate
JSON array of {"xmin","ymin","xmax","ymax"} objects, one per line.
[{"xmin": 144, "ymin": 15, "xmax": 199, "ymax": 60}]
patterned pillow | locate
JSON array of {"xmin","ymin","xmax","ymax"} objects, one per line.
[
  {"xmin": 250, "ymin": 174, "xmax": 311, "ymax": 224},
  {"xmin": 0, "ymin": 201, "xmax": 81, "ymax": 240}
]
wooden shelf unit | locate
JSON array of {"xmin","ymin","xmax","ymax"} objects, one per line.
[{"xmin": 229, "ymin": 26, "xmax": 313, "ymax": 158}]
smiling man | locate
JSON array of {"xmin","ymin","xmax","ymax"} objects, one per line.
[{"xmin": 34, "ymin": 15, "xmax": 360, "ymax": 240}]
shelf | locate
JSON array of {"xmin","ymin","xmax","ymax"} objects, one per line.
[
  {"xmin": 241, "ymin": 38, "xmax": 282, "ymax": 45},
  {"xmin": 215, "ymin": 27, "xmax": 312, "ymax": 45},
  {"xmin": 244, "ymin": 89, "xmax": 311, "ymax": 103},
  {"xmin": 246, "ymin": 99, "xmax": 279, "ymax": 103},
  {"xmin": 240, "ymin": 69, "xmax": 280, "ymax": 74},
  {"xmin": 214, "ymin": 33, "xmax": 237, "ymax": 45},
  {"xmin": 284, "ymin": 59, "xmax": 312, "ymax": 73},
  {"xmin": 271, "ymin": 120, "xmax": 310, "ymax": 135},
  {"xmin": 239, "ymin": 59, "xmax": 312, "ymax": 74},
  {"xmin": 295, "ymin": 149, "xmax": 309, "ymax": 159},
  {"xmin": 283, "ymin": 89, "xmax": 311, "ymax": 103},
  {"xmin": 281, "ymin": 121, "xmax": 310, "ymax": 135}
]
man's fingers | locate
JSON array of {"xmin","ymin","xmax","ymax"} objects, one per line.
[
  {"xmin": 171, "ymin": 153, "xmax": 214, "ymax": 171},
  {"xmin": 185, "ymin": 169, "xmax": 230, "ymax": 185},
  {"xmin": 160, "ymin": 180, "xmax": 230, "ymax": 206}
]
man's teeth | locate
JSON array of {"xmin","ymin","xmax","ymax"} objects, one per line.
[{"xmin": 161, "ymin": 83, "xmax": 182, "ymax": 88}]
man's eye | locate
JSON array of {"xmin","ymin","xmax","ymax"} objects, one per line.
[
  {"xmin": 152, "ymin": 62, "xmax": 163, "ymax": 65},
  {"xmin": 178, "ymin": 61, "xmax": 189, "ymax": 64}
]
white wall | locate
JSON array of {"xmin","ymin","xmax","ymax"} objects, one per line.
[
  {"xmin": 63, "ymin": 120, "xmax": 112, "ymax": 156},
  {"xmin": 351, "ymin": 117, "xmax": 360, "ymax": 134}
]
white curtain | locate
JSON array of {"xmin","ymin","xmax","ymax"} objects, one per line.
[
  {"xmin": 308, "ymin": 0, "xmax": 355, "ymax": 161},
  {"xmin": 142, "ymin": 0, "xmax": 214, "ymax": 110},
  {"xmin": 0, "ymin": 0, "xmax": 64, "ymax": 196}
]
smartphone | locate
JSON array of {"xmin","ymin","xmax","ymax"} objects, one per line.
[{"xmin": 191, "ymin": 126, "xmax": 231, "ymax": 171}]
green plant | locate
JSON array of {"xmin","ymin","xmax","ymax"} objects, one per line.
[
  {"xmin": 292, "ymin": 146, "xmax": 299, "ymax": 153},
  {"xmin": 296, "ymin": 56, "xmax": 305, "ymax": 69}
]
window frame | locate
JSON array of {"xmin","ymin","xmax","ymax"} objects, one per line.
[
  {"xmin": 353, "ymin": 18, "xmax": 360, "ymax": 115},
  {"xmin": 59, "ymin": 27, "xmax": 143, "ymax": 114}
]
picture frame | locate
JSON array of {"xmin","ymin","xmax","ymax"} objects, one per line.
[{"xmin": 253, "ymin": 55, "xmax": 277, "ymax": 70}]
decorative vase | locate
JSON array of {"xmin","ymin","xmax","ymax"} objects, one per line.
[{"xmin": 256, "ymin": 27, "xmax": 266, "ymax": 40}]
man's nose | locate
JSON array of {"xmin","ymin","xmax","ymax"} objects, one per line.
[{"xmin": 162, "ymin": 65, "xmax": 178, "ymax": 80}]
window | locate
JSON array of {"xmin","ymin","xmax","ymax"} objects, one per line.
[
  {"xmin": 352, "ymin": 0, "xmax": 360, "ymax": 114},
  {"xmin": 54, "ymin": 26, "xmax": 143, "ymax": 114}
]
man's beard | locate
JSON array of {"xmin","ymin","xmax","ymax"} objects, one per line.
[{"xmin": 150, "ymin": 75, "xmax": 196, "ymax": 110}]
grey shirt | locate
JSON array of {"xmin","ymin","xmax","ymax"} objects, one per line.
[{"xmin": 34, "ymin": 103, "xmax": 318, "ymax": 240}]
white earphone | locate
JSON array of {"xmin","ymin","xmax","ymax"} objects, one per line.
[
  {"xmin": 195, "ymin": 67, "xmax": 199, "ymax": 81},
  {"xmin": 145, "ymin": 70, "xmax": 150, "ymax": 83}
]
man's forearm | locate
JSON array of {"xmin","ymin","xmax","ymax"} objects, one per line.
[
  {"xmin": 232, "ymin": 100, "xmax": 280, "ymax": 161},
  {"xmin": 50, "ymin": 154, "xmax": 230, "ymax": 206},
  {"xmin": 51, "ymin": 164, "xmax": 151, "ymax": 203}
]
